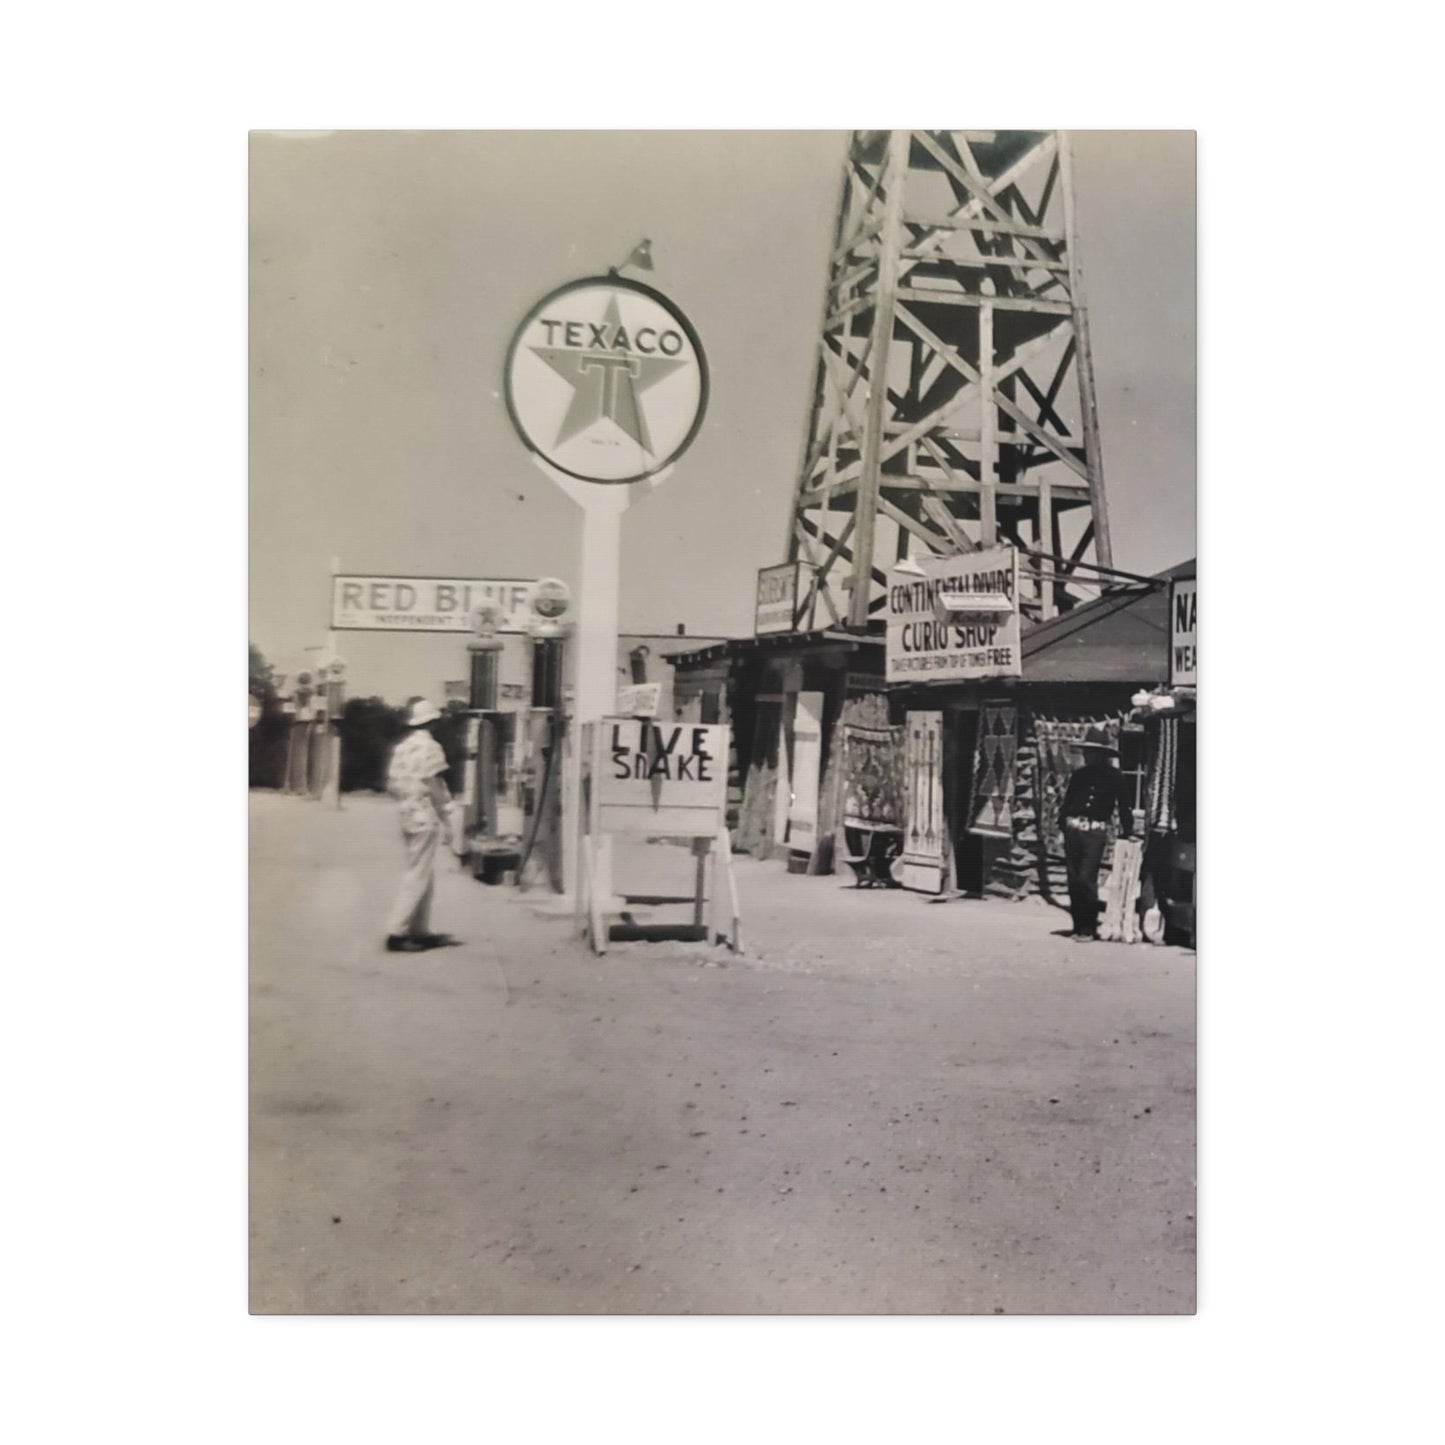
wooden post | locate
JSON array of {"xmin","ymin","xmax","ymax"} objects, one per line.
[
  {"xmin": 1037, "ymin": 474, "xmax": 1056, "ymax": 619},
  {"xmin": 784, "ymin": 144, "xmax": 854, "ymax": 569},
  {"xmin": 707, "ymin": 828, "xmax": 741, "ymax": 950},
  {"xmin": 979, "ymin": 293, "xmax": 997, "ymax": 546},
  {"xmin": 849, "ymin": 129, "xmax": 909, "ymax": 629},
  {"xmin": 692, "ymin": 842, "xmax": 708, "ymax": 929},
  {"xmin": 1059, "ymin": 132, "xmax": 1113, "ymax": 568}
]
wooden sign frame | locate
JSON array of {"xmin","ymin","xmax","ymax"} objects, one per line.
[{"xmin": 578, "ymin": 718, "xmax": 741, "ymax": 956}]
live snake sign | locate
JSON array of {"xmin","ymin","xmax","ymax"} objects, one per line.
[{"xmin": 588, "ymin": 718, "xmax": 728, "ymax": 838}]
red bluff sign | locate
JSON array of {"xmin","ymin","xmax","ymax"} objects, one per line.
[{"xmin": 504, "ymin": 276, "xmax": 708, "ymax": 485}]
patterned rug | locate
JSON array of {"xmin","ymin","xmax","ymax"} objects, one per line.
[{"xmin": 968, "ymin": 702, "xmax": 1018, "ymax": 839}]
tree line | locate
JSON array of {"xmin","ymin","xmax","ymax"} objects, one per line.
[{"xmin": 248, "ymin": 644, "xmax": 467, "ymax": 794}]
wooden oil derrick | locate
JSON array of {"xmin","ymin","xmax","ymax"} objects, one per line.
[{"xmin": 784, "ymin": 130, "xmax": 1114, "ymax": 630}]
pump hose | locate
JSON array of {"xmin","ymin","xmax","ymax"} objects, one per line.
[{"xmin": 516, "ymin": 713, "xmax": 564, "ymax": 880}]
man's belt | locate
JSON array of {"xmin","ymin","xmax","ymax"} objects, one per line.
[{"xmin": 1064, "ymin": 817, "xmax": 1111, "ymax": 832}]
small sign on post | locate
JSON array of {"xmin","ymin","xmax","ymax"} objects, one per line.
[
  {"xmin": 755, "ymin": 562, "xmax": 812, "ymax": 636},
  {"xmin": 617, "ymin": 681, "xmax": 662, "ymax": 718}
]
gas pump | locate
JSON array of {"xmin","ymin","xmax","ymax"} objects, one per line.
[
  {"xmin": 461, "ymin": 603, "xmax": 521, "ymax": 883},
  {"xmin": 516, "ymin": 579, "xmax": 572, "ymax": 892},
  {"xmin": 283, "ymin": 669, "xmax": 314, "ymax": 795},
  {"xmin": 323, "ymin": 657, "xmax": 346, "ymax": 808}
]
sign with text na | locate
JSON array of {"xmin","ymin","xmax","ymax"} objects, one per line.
[
  {"xmin": 1170, "ymin": 578, "xmax": 1197, "ymax": 685},
  {"xmin": 589, "ymin": 718, "xmax": 729, "ymax": 838},
  {"xmin": 885, "ymin": 546, "xmax": 1021, "ymax": 684}
]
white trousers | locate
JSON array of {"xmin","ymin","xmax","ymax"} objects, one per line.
[{"xmin": 387, "ymin": 823, "xmax": 440, "ymax": 938}]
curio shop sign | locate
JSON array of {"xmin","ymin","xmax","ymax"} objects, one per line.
[{"xmin": 885, "ymin": 546, "xmax": 1022, "ymax": 684}]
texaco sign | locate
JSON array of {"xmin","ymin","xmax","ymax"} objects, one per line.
[{"xmin": 504, "ymin": 276, "xmax": 708, "ymax": 484}]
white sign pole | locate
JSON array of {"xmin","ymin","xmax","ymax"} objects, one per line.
[
  {"xmin": 551, "ymin": 477, "xmax": 631, "ymax": 909},
  {"xmin": 503, "ymin": 270, "xmax": 707, "ymax": 920}
]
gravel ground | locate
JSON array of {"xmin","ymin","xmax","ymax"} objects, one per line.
[{"xmin": 250, "ymin": 790, "xmax": 1195, "ymax": 1314}]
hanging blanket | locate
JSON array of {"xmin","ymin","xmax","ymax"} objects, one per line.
[
  {"xmin": 968, "ymin": 702, "xmax": 1018, "ymax": 838},
  {"xmin": 1032, "ymin": 717, "xmax": 1122, "ymax": 855},
  {"xmin": 1146, "ymin": 716, "xmax": 1179, "ymax": 834},
  {"xmin": 841, "ymin": 723, "xmax": 906, "ymax": 832}
]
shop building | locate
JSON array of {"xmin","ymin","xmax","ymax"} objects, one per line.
[
  {"xmin": 885, "ymin": 556, "xmax": 1195, "ymax": 935},
  {"xmin": 666, "ymin": 624, "xmax": 887, "ymax": 867},
  {"xmin": 671, "ymin": 553, "xmax": 1195, "ymax": 939}
]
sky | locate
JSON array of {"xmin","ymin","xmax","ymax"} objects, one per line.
[{"xmin": 250, "ymin": 130, "xmax": 1194, "ymax": 698}]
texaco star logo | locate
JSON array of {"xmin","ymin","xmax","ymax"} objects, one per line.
[{"xmin": 504, "ymin": 276, "xmax": 708, "ymax": 485}]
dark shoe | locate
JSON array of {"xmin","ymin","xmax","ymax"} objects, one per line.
[
  {"xmin": 417, "ymin": 933, "xmax": 455, "ymax": 949},
  {"xmin": 385, "ymin": 935, "xmax": 427, "ymax": 953}
]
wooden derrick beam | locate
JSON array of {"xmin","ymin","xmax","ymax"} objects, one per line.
[
  {"xmin": 1015, "ymin": 334, "xmax": 1077, "ymax": 435},
  {"xmin": 824, "ymin": 292, "xmax": 874, "ymax": 330},
  {"xmin": 896, "ymin": 287, "xmax": 1072, "ymax": 317},
  {"xmin": 996, "ymin": 145, "xmax": 1060, "ymax": 230},
  {"xmin": 833, "ymin": 216, "xmax": 882, "ymax": 264},
  {"xmin": 919, "ymin": 491, "xmax": 978, "ymax": 552},
  {"xmin": 845, "ymin": 150, "xmax": 887, "ymax": 224},
  {"xmin": 979, "ymin": 299, "xmax": 997, "ymax": 545},
  {"xmin": 830, "ymin": 257, "xmax": 878, "ymax": 296},
  {"xmin": 798, "ymin": 512, "xmax": 890, "ymax": 593},
  {"xmin": 811, "ymin": 474, "xmax": 1092, "ymax": 501},
  {"xmin": 878, "ymin": 493, "xmax": 955, "ymax": 556},
  {"xmin": 802, "ymin": 509, "xmax": 857, "ymax": 579},
  {"xmin": 911, "ymin": 131, "xmax": 1060, "ymax": 271},
  {"xmin": 788, "ymin": 145, "xmax": 861, "ymax": 566},
  {"xmin": 903, "ymin": 213, "xmax": 1065, "ymax": 243},
  {"xmin": 887, "ymin": 305, "xmax": 1050, "ymax": 463},
  {"xmin": 849, "ymin": 130, "xmax": 909, "ymax": 629},
  {"xmin": 820, "ymin": 343, "xmax": 871, "ymax": 441},
  {"xmin": 1068, "ymin": 521, "xmax": 1096, "ymax": 565},
  {"xmin": 900, "ymin": 250, "xmax": 1070, "ymax": 273},
  {"xmin": 904, "ymin": 132, "xmax": 1058, "ymax": 263},
  {"xmin": 1059, "ymin": 132, "xmax": 1112, "ymax": 566},
  {"xmin": 918, "ymin": 433, "xmax": 979, "ymax": 490},
  {"xmin": 890, "ymin": 302, "xmax": 1089, "ymax": 479},
  {"xmin": 786, "ymin": 132, "xmax": 1107, "ymax": 623}
]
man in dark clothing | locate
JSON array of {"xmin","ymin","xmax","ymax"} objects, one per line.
[{"xmin": 1059, "ymin": 726, "xmax": 1134, "ymax": 941}]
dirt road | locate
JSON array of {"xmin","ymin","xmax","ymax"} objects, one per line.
[{"xmin": 250, "ymin": 791, "xmax": 1194, "ymax": 1313}]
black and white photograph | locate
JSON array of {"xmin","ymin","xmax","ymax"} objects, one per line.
[
  {"xmin": 248, "ymin": 128, "xmax": 1196, "ymax": 1315},
  {"xmin": 19, "ymin": 1, "xmax": 1445, "ymax": 1433}
]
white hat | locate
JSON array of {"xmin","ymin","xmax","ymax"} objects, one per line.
[{"xmin": 407, "ymin": 699, "xmax": 442, "ymax": 727}]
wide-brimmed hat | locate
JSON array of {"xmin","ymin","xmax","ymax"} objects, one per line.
[
  {"xmin": 1077, "ymin": 726, "xmax": 1118, "ymax": 753},
  {"xmin": 407, "ymin": 699, "xmax": 442, "ymax": 727}
]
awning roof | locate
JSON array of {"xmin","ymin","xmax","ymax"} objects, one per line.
[
  {"xmin": 666, "ymin": 628, "xmax": 883, "ymax": 670},
  {"xmin": 1019, "ymin": 556, "xmax": 1193, "ymax": 685},
  {"xmin": 663, "ymin": 557, "xmax": 1194, "ymax": 686}
]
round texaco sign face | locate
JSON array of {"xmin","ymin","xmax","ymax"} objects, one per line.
[{"xmin": 504, "ymin": 276, "xmax": 708, "ymax": 485}]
